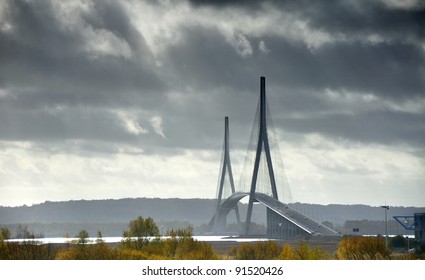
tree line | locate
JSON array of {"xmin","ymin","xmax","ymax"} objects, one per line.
[{"xmin": 1, "ymin": 217, "xmax": 424, "ymax": 260}]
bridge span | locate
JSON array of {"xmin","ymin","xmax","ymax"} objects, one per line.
[{"xmin": 212, "ymin": 192, "xmax": 340, "ymax": 239}]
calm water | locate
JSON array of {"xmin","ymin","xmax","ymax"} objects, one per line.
[
  {"xmin": 6, "ymin": 234, "xmax": 414, "ymax": 244},
  {"xmin": 5, "ymin": 235, "xmax": 272, "ymax": 244}
]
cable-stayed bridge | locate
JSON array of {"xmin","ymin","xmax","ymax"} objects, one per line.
[{"xmin": 211, "ymin": 77, "xmax": 340, "ymax": 239}]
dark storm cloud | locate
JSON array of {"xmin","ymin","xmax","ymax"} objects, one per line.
[
  {"xmin": 292, "ymin": 0, "xmax": 425, "ymax": 42},
  {"xmin": 189, "ymin": 0, "xmax": 425, "ymax": 41},
  {"xmin": 162, "ymin": 25, "xmax": 262, "ymax": 93},
  {"xmin": 0, "ymin": 106, "xmax": 132, "ymax": 142},
  {"xmin": 161, "ymin": 24, "xmax": 425, "ymax": 148},
  {"xmin": 183, "ymin": 1, "xmax": 425, "ymax": 150},
  {"xmin": 188, "ymin": 0, "xmax": 260, "ymax": 9},
  {"xmin": 279, "ymin": 110, "xmax": 425, "ymax": 147},
  {"xmin": 0, "ymin": 0, "xmax": 165, "ymax": 108},
  {"xmin": 0, "ymin": 0, "xmax": 171, "ymax": 153},
  {"xmin": 317, "ymin": 42, "xmax": 425, "ymax": 100},
  {"xmin": 80, "ymin": 0, "xmax": 154, "ymax": 61},
  {"xmin": 186, "ymin": 0, "xmax": 425, "ymax": 99},
  {"xmin": 0, "ymin": 0, "xmax": 424, "ymax": 155}
]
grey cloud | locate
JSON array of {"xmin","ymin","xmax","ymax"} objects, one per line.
[
  {"xmin": 0, "ymin": 107, "xmax": 128, "ymax": 142},
  {"xmin": 161, "ymin": 25, "xmax": 260, "ymax": 93},
  {"xmin": 254, "ymin": 36, "xmax": 425, "ymax": 100},
  {"xmin": 0, "ymin": 0, "xmax": 173, "ymax": 155},
  {"xmin": 317, "ymin": 42, "xmax": 425, "ymax": 100},
  {"xmin": 279, "ymin": 110, "xmax": 425, "ymax": 147},
  {"xmin": 188, "ymin": 0, "xmax": 261, "ymax": 9},
  {"xmin": 81, "ymin": 0, "xmax": 153, "ymax": 61},
  {"xmin": 0, "ymin": 0, "xmax": 166, "ymax": 108},
  {"xmin": 1, "ymin": 0, "xmax": 80, "ymax": 57},
  {"xmin": 188, "ymin": 0, "xmax": 425, "ymax": 45},
  {"xmin": 0, "ymin": 105, "xmax": 176, "ymax": 156},
  {"xmin": 294, "ymin": 0, "xmax": 425, "ymax": 42},
  {"xmin": 0, "ymin": 0, "xmax": 424, "ymax": 157}
]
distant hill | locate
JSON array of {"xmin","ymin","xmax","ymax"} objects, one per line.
[
  {"xmin": 1, "ymin": 198, "xmax": 423, "ymax": 237},
  {"xmin": 0, "ymin": 198, "xmax": 218, "ymax": 225}
]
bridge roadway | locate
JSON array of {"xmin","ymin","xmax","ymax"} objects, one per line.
[{"xmin": 214, "ymin": 192, "xmax": 340, "ymax": 237}]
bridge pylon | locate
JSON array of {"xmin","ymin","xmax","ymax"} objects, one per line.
[
  {"xmin": 210, "ymin": 77, "xmax": 341, "ymax": 239},
  {"xmin": 213, "ymin": 116, "xmax": 241, "ymax": 233},
  {"xmin": 245, "ymin": 76, "xmax": 279, "ymax": 235}
]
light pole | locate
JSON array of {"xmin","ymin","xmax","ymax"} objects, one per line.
[{"xmin": 380, "ymin": 205, "xmax": 389, "ymax": 247}]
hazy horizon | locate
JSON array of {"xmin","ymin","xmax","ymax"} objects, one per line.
[{"xmin": 2, "ymin": 196, "xmax": 425, "ymax": 209}]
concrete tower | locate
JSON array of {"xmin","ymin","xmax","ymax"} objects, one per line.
[
  {"xmin": 245, "ymin": 76, "xmax": 278, "ymax": 235},
  {"xmin": 213, "ymin": 116, "xmax": 241, "ymax": 233}
]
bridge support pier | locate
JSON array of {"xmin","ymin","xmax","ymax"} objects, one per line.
[
  {"xmin": 245, "ymin": 76, "xmax": 279, "ymax": 235},
  {"xmin": 213, "ymin": 116, "xmax": 241, "ymax": 233},
  {"xmin": 267, "ymin": 208, "xmax": 310, "ymax": 240}
]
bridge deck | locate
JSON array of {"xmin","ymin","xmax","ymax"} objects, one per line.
[
  {"xmin": 212, "ymin": 192, "xmax": 340, "ymax": 237},
  {"xmin": 254, "ymin": 193, "xmax": 340, "ymax": 236}
]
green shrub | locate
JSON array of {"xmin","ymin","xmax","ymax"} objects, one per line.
[{"xmin": 0, "ymin": 241, "xmax": 57, "ymax": 260}]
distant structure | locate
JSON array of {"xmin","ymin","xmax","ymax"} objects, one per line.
[
  {"xmin": 211, "ymin": 76, "xmax": 340, "ymax": 239},
  {"xmin": 213, "ymin": 117, "xmax": 241, "ymax": 233},
  {"xmin": 394, "ymin": 213, "xmax": 425, "ymax": 244}
]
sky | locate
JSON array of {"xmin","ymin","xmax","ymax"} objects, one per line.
[{"xmin": 0, "ymin": 0, "xmax": 424, "ymax": 207}]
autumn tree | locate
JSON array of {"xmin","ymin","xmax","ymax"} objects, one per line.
[
  {"xmin": 336, "ymin": 236, "xmax": 391, "ymax": 260},
  {"xmin": 229, "ymin": 241, "xmax": 332, "ymax": 260},
  {"xmin": 1, "ymin": 227, "xmax": 11, "ymax": 241},
  {"xmin": 229, "ymin": 241, "xmax": 281, "ymax": 260},
  {"xmin": 164, "ymin": 226, "xmax": 218, "ymax": 260},
  {"xmin": 123, "ymin": 216, "xmax": 160, "ymax": 238},
  {"xmin": 120, "ymin": 216, "xmax": 160, "ymax": 252},
  {"xmin": 279, "ymin": 243, "xmax": 296, "ymax": 260},
  {"xmin": 290, "ymin": 242, "xmax": 332, "ymax": 260},
  {"xmin": 76, "ymin": 230, "xmax": 90, "ymax": 245}
]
